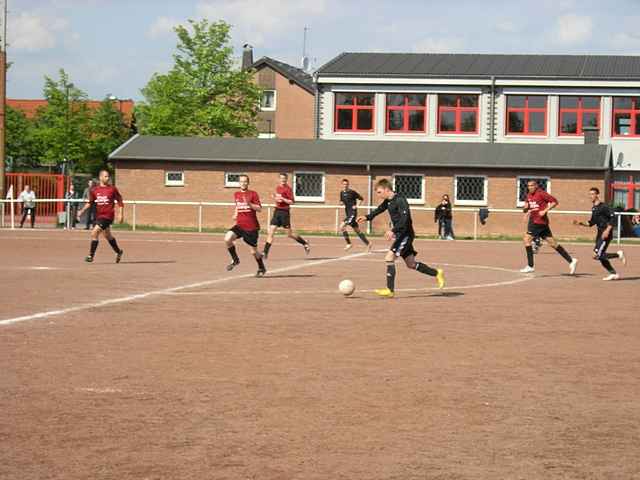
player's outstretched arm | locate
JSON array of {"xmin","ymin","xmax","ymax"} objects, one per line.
[{"xmin": 362, "ymin": 200, "xmax": 389, "ymax": 223}]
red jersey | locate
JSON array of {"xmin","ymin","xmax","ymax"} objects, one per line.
[
  {"xmin": 275, "ymin": 184, "xmax": 294, "ymax": 210},
  {"xmin": 525, "ymin": 189, "xmax": 557, "ymax": 225},
  {"xmin": 90, "ymin": 185, "xmax": 123, "ymax": 221},
  {"xmin": 234, "ymin": 190, "xmax": 261, "ymax": 231}
]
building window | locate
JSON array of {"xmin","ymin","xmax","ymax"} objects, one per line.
[
  {"xmin": 386, "ymin": 94, "xmax": 427, "ymax": 133},
  {"xmin": 165, "ymin": 171, "xmax": 184, "ymax": 187},
  {"xmin": 517, "ymin": 177, "xmax": 550, "ymax": 207},
  {"xmin": 334, "ymin": 93, "xmax": 375, "ymax": 132},
  {"xmin": 437, "ymin": 94, "xmax": 479, "ymax": 134},
  {"xmin": 559, "ymin": 96, "xmax": 600, "ymax": 136},
  {"xmin": 261, "ymin": 90, "xmax": 276, "ymax": 111},
  {"xmin": 224, "ymin": 173, "xmax": 243, "ymax": 188},
  {"xmin": 455, "ymin": 175, "xmax": 487, "ymax": 205},
  {"xmin": 612, "ymin": 97, "xmax": 640, "ymax": 137},
  {"xmin": 611, "ymin": 173, "xmax": 640, "ymax": 208},
  {"xmin": 393, "ymin": 174, "xmax": 424, "ymax": 204},
  {"xmin": 506, "ymin": 95, "xmax": 547, "ymax": 135},
  {"xmin": 294, "ymin": 172, "xmax": 325, "ymax": 202}
]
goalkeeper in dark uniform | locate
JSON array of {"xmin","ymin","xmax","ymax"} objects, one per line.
[
  {"xmin": 339, "ymin": 179, "xmax": 371, "ymax": 251},
  {"xmin": 574, "ymin": 187, "xmax": 627, "ymax": 281},
  {"xmin": 358, "ymin": 179, "xmax": 445, "ymax": 298}
]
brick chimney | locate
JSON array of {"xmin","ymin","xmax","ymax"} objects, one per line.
[
  {"xmin": 242, "ymin": 44, "xmax": 254, "ymax": 71},
  {"xmin": 583, "ymin": 126, "xmax": 599, "ymax": 144}
]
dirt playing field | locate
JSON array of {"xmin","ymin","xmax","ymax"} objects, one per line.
[{"xmin": 1, "ymin": 229, "xmax": 640, "ymax": 479}]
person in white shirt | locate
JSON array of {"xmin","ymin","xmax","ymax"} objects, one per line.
[{"xmin": 18, "ymin": 185, "xmax": 37, "ymax": 228}]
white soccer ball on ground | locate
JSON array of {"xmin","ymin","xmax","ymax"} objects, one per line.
[{"xmin": 339, "ymin": 279, "xmax": 355, "ymax": 296}]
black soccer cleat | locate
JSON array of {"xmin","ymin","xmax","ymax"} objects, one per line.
[
  {"xmin": 262, "ymin": 251, "xmax": 269, "ymax": 260},
  {"xmin": 116, "ymin": 250, "xmax": 123, "ymax": 263},
  {"xmin": 84, "ymin": 255, "xmax": 94, "ymax": 263},
  {"xmin": 255, "ymin": 267, "xmax": 267, "ymax": 278},
  {"xmin": 226, "ymin": 260, "xmax": 240, "ymax": 271}
]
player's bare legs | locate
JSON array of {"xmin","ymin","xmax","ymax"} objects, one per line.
[
  {"xmin": 84, "ymin": 225, "xmax": 122, "ymax": 263},
  {"xmin": 285, "ymin": 227, "xmax": 310, "ymax": 255},
  {"xmin": 225, "ymin": 230, "xmax": 241, "ymax": 270},
  {"xmin": 249, "ymin": 245, "xmax": 267, "ymax": 277},
  {"xmin": 341, "ymin": 222, "xmax": 371, "ymax": 251},
  {"xmin": 263, "ymin": 224, "xmax": 278, "ymax": 259},
  {"xmin": 403, "ymin": 254, "xmax": 445, "ymax": 290},
  {"xmin": 544, "ymin": 236, "xmax": 577, "ymax": 274},
  {"xmin": 103, "ymin": 227, "xmax": 124, "ymax": 263}
]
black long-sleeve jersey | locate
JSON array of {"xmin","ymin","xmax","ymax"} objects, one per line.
[
  {"xmin": 589, "ymin": 202, "xmax": 615, "ymax": 233},
  {"xmin": 340, "ymin": 189, "xmax": 363, "ymax": 217},
  {"xmin": 366, "ymin": 194, "xmax": 414, "ymax": 236}
]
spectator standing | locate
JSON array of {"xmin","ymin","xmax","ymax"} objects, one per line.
[
  {"xmin": 82, "ymin": 179, "xmax": 96, "ymax": 230},
  {"xmin": 18, "ymin": 185, "xmax": 37, "ymax": 228},
  {"xmin": 65, "ymin": 183, "xmax": 80, "ymax": 229},
  {"xmin": 434, "ymin": 194, "xmax": 454, "ymax": 240}
]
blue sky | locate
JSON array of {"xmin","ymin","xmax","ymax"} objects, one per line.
[{"xmin": 8, "ymin": 0, "xmax": 640, "ymax": 101}]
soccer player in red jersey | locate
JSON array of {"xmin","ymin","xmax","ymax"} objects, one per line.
[
  {"xmin": 521, "ymin": 179, "xmax": 578, "ymax": 274},
  {"xmin": 225, "ymin": 174, "xmax": 267, "ymax": 277},
  {"xmin": 76, "ymin": 169, "xmax": 124, "ymax": 263},
  {"xmin": 262, "ymin": 173, "xmax": 310, "ymax": 259}
]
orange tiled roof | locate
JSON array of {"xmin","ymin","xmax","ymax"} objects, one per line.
[{"xmin": 7, "ymin": 98, "xmax": 135, "ymax": 124}]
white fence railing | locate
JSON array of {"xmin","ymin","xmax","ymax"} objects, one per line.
[{"xmin": 1, "ymin": 198, "xmax": 639, "ymax": 245}]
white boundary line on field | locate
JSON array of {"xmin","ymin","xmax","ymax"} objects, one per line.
[
  {"xmin": 0, "ymin": 252, "xmax": 370, "ymax": 327},
  {"xmin": 161, "ymin": 262, "xmax": 534, "ymax": 296}
]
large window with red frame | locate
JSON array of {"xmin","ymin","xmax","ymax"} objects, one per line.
[
  {"xmin": 612, "ymin": 97, "xmax": 640, "ymax": 137},
  {"xmin": 612, "ymin": 172, "xmax": 640, "ymax": 209},
  {"xmin": 386, "ymin": 94, "xmax": 427, "ymax": 132},
  {"xmin": 506, "ymin": 95, "xmax": 547, "ymax": 135},
  {"xmin": 559, "ymin": 96, "xmax": 600, "ymax": 136},
  {"xmin": 437, "ymin": 94, "xmax": 479, "ymax": 134},
  {"xmin": 334, "ymin": 93, "xmax": 375, "ymax": 132}
]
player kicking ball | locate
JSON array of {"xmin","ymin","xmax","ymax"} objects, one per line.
[
  {"xmin": 225, "ymin": 175, "xmax": 267, "ymax": 277},
  {"xmin": 573, "ymin": 187, "xmax": 627, "ymax": 280},
  {"xmin": 358, "ymin": 179, "xmax": 444, "ymax": 298},
  {"xmin": 262, "ymin": 173, "xmax": 310, "ymax": 259},
  {"xmin": 76, "ymin": 169, "xmax": 124, "ymax": 263},
  {"xmin": 339, "ymin": 178, "xmax": 371, "ymax": 252},
  {"xmin": 520, "ymin": 180, "xmax": 578, "ymax": 274}
]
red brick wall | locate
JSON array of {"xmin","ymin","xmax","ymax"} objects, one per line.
[{"xmin": 115, "ymin": 160, "xmax": 606, "ymax": 239}]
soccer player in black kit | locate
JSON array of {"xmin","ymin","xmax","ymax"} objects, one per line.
[
  {"xmin": 339, "ymin": 179, "xmax": 371, "ymax": 251},
  {"xmin": 358, "ymin": 179, "xmax": 445, "ymax": 298},
  {"xmin": 574, "ymin": 187, "xmax": 627, "ymax": 280}
]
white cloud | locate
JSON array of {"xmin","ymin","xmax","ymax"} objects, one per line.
[
  {"xmin": 553, "ymin": 14, "xmax": 592, "ymax": 45},
  {"xmin": 147, "ymin": 16, "xmax": 182, "ymax": 39},
  {"xmin": 413, "ymin": 37, "xmax": 465, "ymax": 54},
  {"xmin": 9, "ymin": 12, "xmax": 70, "ymax": 51},
  {"xmin": 196, "ymin": 0, "xmax": 328, "ymax": 47}
]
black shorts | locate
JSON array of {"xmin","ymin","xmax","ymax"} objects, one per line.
[
  {"xmin": 230, "ymin": 225, "xmax": 259, "ymax": 247},
  {"xmin": 343, "ymin": 214, "xmax": 359, "ymax": 229},
  {"xmin": 527, "ymin": 222, "xmax": 553, "ymax": 239},
  {"xmin": 391, "ymin": 233, "xmax": 417, "ymax": 259},
  {"xmin": 270, "ymin": 209, "xmax": 291, "ymax": 228},
  {"xmin": 96, "ymin": 218, "xmax": 113, "ymax": 230},
  {"xmin": 594, "ymin": 233, "xmax": 612, "ymax": 259}
]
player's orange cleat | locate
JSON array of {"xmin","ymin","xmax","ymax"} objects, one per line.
[
  {"xmin": 436, "ymin": 269, "xmax": 445, "ymax": 289},
  {"xmin": 375, "ymin": 288, "xmax": 395, "ymax": 298}
]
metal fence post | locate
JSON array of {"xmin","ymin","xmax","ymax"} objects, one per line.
[
  {"xmin": 1, "ymin": 201, "xmax": 4, "ymax": 228},
  {"xmin": 267, "ymin": 207, "xmax": 272, "ymax": 227},
  {"xmin": 132, "ymin": 202, "xmax": 137, "ymax": 231},
  {"xmin": 617, "ymin": 213, "xmax": 622, "ymax": 246},
  {"xmin": 473, "ymin": 211, "xmax": 478, "ymax": 241},
  {"xmin": 335, "ymin": 208, "xmax": 339, "ymax": 234},
  {"xmin": 198, "ymin": 203, "xmax": 203, "ymax": 233},
  {"xmin": 10, "ymin": 199, "xmax": 15, "ymax": 230}
]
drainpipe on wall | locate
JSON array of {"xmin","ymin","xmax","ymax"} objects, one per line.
[
  {"xmin": 367, "ymin": 164, "xmax": 372, "ymax": 235},
  {"xmin": 489, "ymin": 76, "xmax": 496, "ymax": 143},
  {"xmin": 313, "ymin": 73, "xmax": 321, "ymax": 139}
]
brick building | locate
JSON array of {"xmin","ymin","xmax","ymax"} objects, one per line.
[
  {"xmin": 244, "ymin": 45, "xmax": 315, "ymax": 139},
  {"xmin": 111, "ymin": 135, "xmax": 610, "ymax": 238},
  {"xmin": 8, "ymin": 98, "xmax": 135, "ymax": 125}
]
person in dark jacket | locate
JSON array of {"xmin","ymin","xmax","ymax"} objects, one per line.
[{"xmin": 434, "ymin": 194, "xmax": 454, "ymax": 240}]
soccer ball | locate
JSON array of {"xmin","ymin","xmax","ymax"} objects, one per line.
[{"xmin": 339, "ymin": 279, "xmax": 355, "ymax": 296}]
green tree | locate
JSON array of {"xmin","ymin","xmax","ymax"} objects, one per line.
[
  {"xmin": 33, "ymin": 69, "xmax": 91, "ymax": 171},
  {"xmin": 87, "ymin": 97, "xmax": 132, "ymax": 173},
  {"xmin": 136, "ymin": 19, "xmax": 261, "ymax": 137},
  {"xmin": 5, "ymin": 105, "xmax": 42, "ymax": 170}
]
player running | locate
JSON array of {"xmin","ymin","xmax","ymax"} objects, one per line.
[
  {"xmin": 76, "ymin": 169, "xmax": 124, "ymax": 263},
  {"xmin": 358, "ymin": 179, "xmax": 444, "ymax": 298},
  {"xmin": 520, "ymin": 179, "xmax": 578, "ymax": 274},
  {"xmin": 339, "ymin": 179, "xmax": 371, "ymax": 251},
  {"xmin": 573, "ymin": 187, "xmax": 627, "ymax": 280},
  {"xmin": 262, "ymin": 173, "xmax": 310, "ymax": 259},
  {"xmin": 225, "ymin": 175, "xmax": 267, "ymax": 277}
]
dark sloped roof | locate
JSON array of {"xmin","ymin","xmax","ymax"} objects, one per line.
[
  {"xmin": 111, "ymin": 135, "xmax": 610, "ymax": 171},
  {"xmin": 317, "ymin": 52, "xmax": 640, "ymax": 80},
  {"xmin": 252, "ymin": 57, "xmax": 315, "ymax": 94}
]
